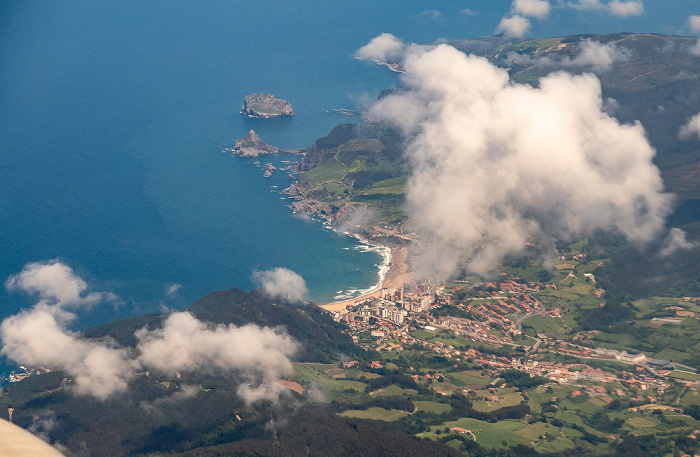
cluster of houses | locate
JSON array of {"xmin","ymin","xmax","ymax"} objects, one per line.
[
  {"xmin": 427, "ymin": 315, "xmax": 511, "ymax": 347},
  {"xmin": 333, "ymin": 277, "xmax": 697, "ymax": 401},
  {"xmin": 336, "ymin": 280, "xmax": 437, "ymax": 328},
  {"xmin": 517, "ymin": 360, "xmax": 617, "ymax": 383}
]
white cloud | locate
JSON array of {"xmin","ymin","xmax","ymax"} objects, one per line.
[
  {"xmin": 251, "ymin": 267, "xmax": 308, "ymax": 302},
  {"xmin": 496, "ymin": 15, "xmax": 532, "ymax": 38},
  {"xmin": 1, "ymin": 261, "xmax": 131, "ymax": 399},
  {"xmin": 136, "ymin": 312, "xmax": 296, "ymax": 404},
  {"xmin": 5, "ymin": 260, "xmax": 110, "ymax": 313},
  {"xmin": 680, "ymin": 112, "xmax": 700, "ymax": 139},
  {"xmin": 659, "ymin": 228, "xmax": 698, "ymax": 257},
  {"xmin": 607, "ymin": 0, "xmax": 643, "ymax": 17},
  {"xmin": 364, "ymin": 39, "xmax": 671, "ymax": 276},
  {"xmin": 1, "ymin": 262, "xmax": 300, "ymax": 404},
  {"xmin": 567, "ymin": 0, "xmax": 643, "ymax": 16},
  {"xmin": 690, "ymin": 15, "xmax": 700, "ymax": 34},
  {"xmin": 421, "ymin": 9, "xmax": 441, "ymax": 19},
  {"xmin": 569, "ymin": 39, "xmax": 630, "ymax": 71},
  {"xmin": 567, "ymin": 0, "xmax": 604, "ymax": 10},
  {"xmin": 460, "ymin": 8, "xmax": 478, "ymax": 16},
  {"xmin": 0, "ymin": 308, "xmax": 134, "ymax": 400},
  {"xmin": 355, "ymin": 33, "xmax": 406, "ymax": 63},
  {"xmin": 690, "ymin": 39, "xmax": 700, "ymax": 57},
  {"xmin": 503, "ymin": 39, "xmax": 628, "ymax": 72},
  {"xmin": 512, "ymin": 0, "xmax": 551, "ymax": 19},
  {"xmin": 166, "ymin": 283, "xmax": 182, "ymax": 297}
]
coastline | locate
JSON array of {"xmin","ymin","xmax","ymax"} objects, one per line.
[{"xmin": 320, "ymin": 244, "xmax": 414, "ymax": 314}]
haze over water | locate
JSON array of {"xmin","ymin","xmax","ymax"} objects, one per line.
[{"xmin": 0, "ymin": 0, "xmax": 697, "ymax": 333}]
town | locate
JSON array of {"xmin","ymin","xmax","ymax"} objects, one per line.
[{"xmin": 325, "ymin": 274, "xmax": 696, "ymax": 409}]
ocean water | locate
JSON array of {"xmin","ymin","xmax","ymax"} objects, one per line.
[{"xmin": 0, "ymin": 1, "xmax": 697, "ymax": 332}]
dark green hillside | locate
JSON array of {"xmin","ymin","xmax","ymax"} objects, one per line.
[
  {"xmin": 83, "ymin": 312, "xmax": 167, "ymax": 346},
  {"xmin": 187, "ymin": 288, "xmax": 362, "ymax": 363},
  {"xmin": 170, "ymin": 407, "xmax": 463, "ymax": 457},
  {"xmin": 83, "ymin": 288, "xmax": 361, "ymax": 363}
]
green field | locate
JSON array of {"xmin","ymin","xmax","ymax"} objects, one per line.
[
  {"xmin": 472, "ymin": 392, "xmax": 524, "ymax": 412},
  {"xmin": 413, "ymin": 401, "xmax": 452, "ymax": 414},
  {"xmin": 339, "ymin": 407, "xmax": 410, "ymax": 421},
  {"xmin": 302, "ymin": 159, "xmax": 346, "ymax": 182},
  {"xmin": 625, "ymin": 416, "xmax": 660, "ymax": 429},
  {"xmin": 668, "ymin": 370, "xmax": 700, "ymax": 381},
  {"xmin": 357, "ymin": 176, "xmax": 406, "ymax": 196},
  {"xmin": 523, "ymin": 315, "xmax": 568, "ymax": 335},
  {"xmin": 292, "ymin": 363, "xmax": 367, "ymax": 392},
  {"xmin": 371, "ymin": 384, "xmax": 418, "ymax": 397},
  {"xmin": 421, "ymin": 417, "xmax": 529, "ymax": 448},
  {"xmin": 448, "ymin": 372, "xmax": 493, "ymax": 386}
]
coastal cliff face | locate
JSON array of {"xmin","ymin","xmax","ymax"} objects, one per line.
[
  {"xmin": 286, "ymin": 182, "xmax": 361, "ymax": 229},
  {"xmin": 240, "ymin": 93, "xmax": 294, "ymax": 118}
]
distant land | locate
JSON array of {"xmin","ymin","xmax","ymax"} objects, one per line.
[{"xmin": 240, "ymin": 92, "xmax": 294, "ymax": 118}]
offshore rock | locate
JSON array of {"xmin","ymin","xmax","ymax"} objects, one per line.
[
  {"xmin": 263, "ymin": 162, "xmax": 276, "ymax": 177},
  {"xmin": 241, "ymin": 93, "xmax": 294, "ymax": 118}
]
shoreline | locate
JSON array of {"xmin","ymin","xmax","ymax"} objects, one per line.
[{"xmin": 320, "ymin": 243, "xmax": 414, "ymax": 314}]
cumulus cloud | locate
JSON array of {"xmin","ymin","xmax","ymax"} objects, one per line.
[
  {"xmin": 420, "ymin": 9, "xmax": 441, "ymax": 19},
  {"xmin": 460, "ymin": 8, "xmax": 478, "ymax": 16},
  {"xmin": 512, "ymin": 0, "xmax": 551, "ymax": 19},
  {"xmin": 496, "ymin": 15, "xmax": 532, "ymax": 38},
  {"xmin": 691, "ymin": 39, "xmax": 700, "ymax": 57},
  {"xmin": 567, "ymin": 0, "xmax": 604, "ymax": 10},
  {"xmin": 606, "ymin": 0, "xmax": 643, "ymax": 17},
  {"xmin": 136, "ymin": 312, "xmax": 296, "ymax": 404},
  {"xmin": 496, "ymin": 0, "xmax": 548, "ymax": 37},
  {"xmin": 659, "ymin": 228, "xmax": 699, "ymax": 257},
  {"xmin": 569, "ymin": 39, "xmax": 630, "ymax": 71},
  {"xmin": 680, "ymin": 112, "xmax": 700, "ymax": 139},
  {"xmin": 364, "ymin": 39, "xmax": 672, "ymax": 276},
  {"xmin": 355, "ymin": 33, "xmax": 406, "ymax": 63},
  {"xmin": 567, "ymin": 0, "xmax": 643, "ymax": 16},
  {"xmin": 2, "ymin": 261, "xmax": 300, "ymax": 404},
  {"xmin": 166, "ymin": 283, "xmax": 182, "ymax": 297},
  {"xmin": 139, "ymin": 385, "xmax": 199, "ymax": 416},
  {"xmin": 689, "ymin": 15, "xmax": 700, "ymax": 34},
  {"xmin": 1, "ymin": 307, "xmax": 134, "ymax": 400},
  {"xmin": 28, "ymin": 411, "xmax": 58, "ymax": 444},
  {"xmin": 252, "ymin": 267, "xmax": 308, "ymax": 302},
  {"xmin": 504, "ymin": 39, "xmax": 629, "ymax": 72},
  {"xmin": 1, "ymin": 261, "xmax": 131, "ymax": 399},
  {"xmin": 6, "ymin": 260, "xmax": 112, "ymax": 313}
]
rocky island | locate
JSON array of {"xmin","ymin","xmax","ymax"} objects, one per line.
[
  {"xmin": 223, "ymin": 130, "xmax": 302, "ymax": 158},
  {"xmin": 240, "ymin": 92, "xmax": 294, "ymax": 118}
]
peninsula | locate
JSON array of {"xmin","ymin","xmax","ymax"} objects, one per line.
[
  {"xmin": 223, "ymin": 130, "xmax": 303, "ymax": 157},
  {"xmin": 240, "ymin": 92, "xmax": 294, "ymax": 118}
]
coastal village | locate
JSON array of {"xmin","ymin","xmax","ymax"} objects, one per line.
[{"xmin": 318, "ymin": 251, "xmax": 699, "ymax": 419}]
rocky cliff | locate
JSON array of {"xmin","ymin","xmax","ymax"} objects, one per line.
[{"xmin": 240, "ymin": 93, "xmax": 294, "ymax": 118}]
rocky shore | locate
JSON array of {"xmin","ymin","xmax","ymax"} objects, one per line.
[{"xmin": 286, "ymin": 182, "xmax": 362, "ymax": 228}]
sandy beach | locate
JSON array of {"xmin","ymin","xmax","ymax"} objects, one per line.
[{"xmin": 320, "ymin": 246, "xmax": 415, "ymax": 314}]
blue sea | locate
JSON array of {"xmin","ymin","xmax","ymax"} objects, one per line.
[{"xmin": 0, "ymin": 1, "xmax": 696, "ymax": 347}]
